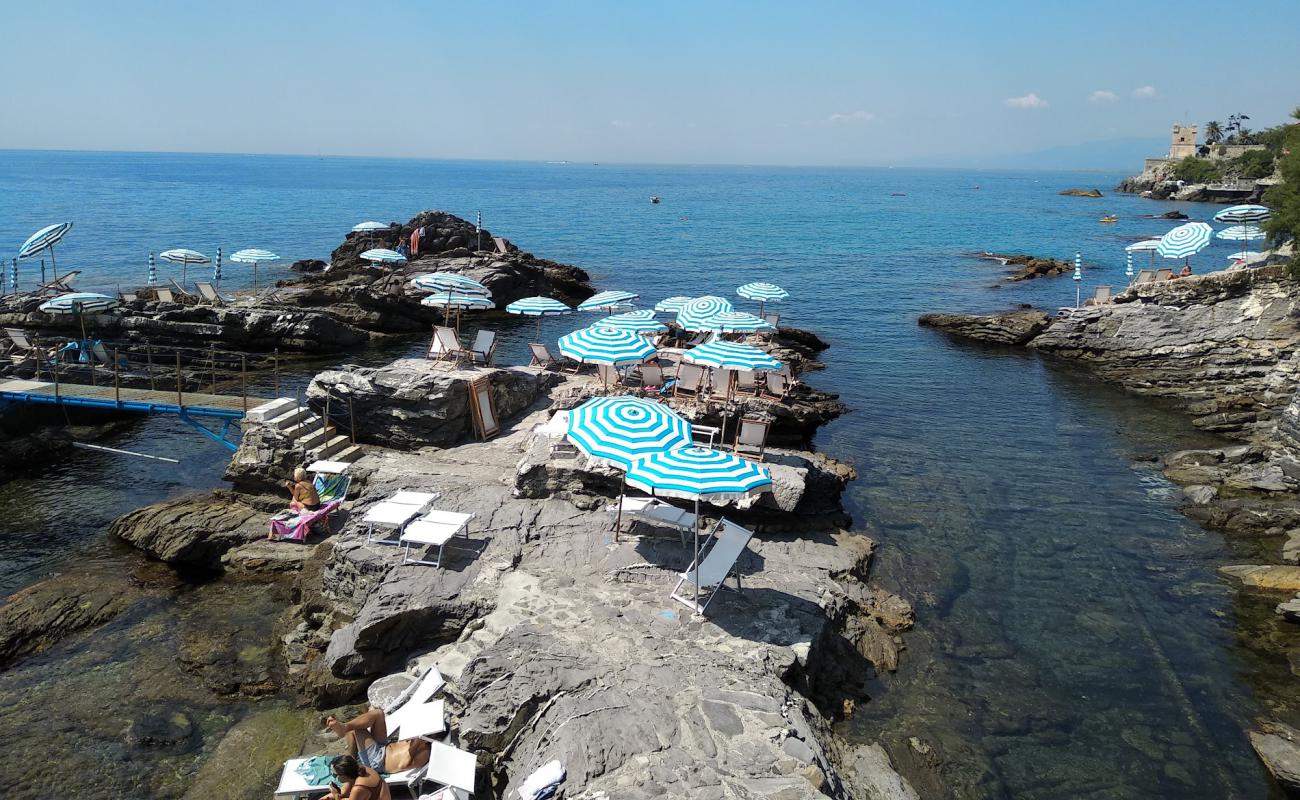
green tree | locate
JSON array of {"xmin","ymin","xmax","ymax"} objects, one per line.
[
  {"xmin": 1262, "ymin": 117, "xmax": 1300, "ymax": 253},
  {"xmin": 1205, "ymin": 120, "xmax": 1224, "ymax": 145},
  {"xmin": 1173, "ymin": 155, "xmax": 1222, "ymax": 184},
  {"xmin": 1227, "ymin": 149, "xmax": 1277, "ymax": 179}
]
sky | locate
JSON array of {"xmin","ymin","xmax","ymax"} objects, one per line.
[{"xmin": 2, "ymin": 0, "xmax": 1297, "ymax": 168}]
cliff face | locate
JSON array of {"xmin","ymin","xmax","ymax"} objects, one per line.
[{"xmin": 1030, "ymin": 266, "xmax": 1300, "ymax": 437}]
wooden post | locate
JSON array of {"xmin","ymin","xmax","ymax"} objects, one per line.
[
  {"xmin": 176, "ymin": 351, "xmax": 183, "ymax": 409},
  {"xmin": 51, "ymin": 345, "xmax": 60, "ymax": 399},
  {"xmin": 241, "ymin": 355, "xmax": 248, "ymax": 412},
  {"xmin": 349, "ymin": 396, "xmax": 356, "ymax": 444},
  {"xmin": 324, "ymin": 394, "xmax": 332, "ymax": 435},
  {"xmin": 113, "ymin": 348, "xmax": 121, "ymax": 405},
  {"xmin": 146, "ymin": 345, "xmax": 156, "ymax": 391},
  {"xmin": 273, "ymin": 348, "xmax": 280, "ymax": 396}
]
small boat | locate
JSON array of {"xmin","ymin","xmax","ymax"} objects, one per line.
[
  {"xmin": 890, "ymin": 192, "xmax": 907, "ymax": 197},
  {"xmin": 1099, "ymin": 215, "xmax": 1118, "ymax": 223},
  {"xmin": 650, "ymin": 196, "xmax": 661, "ymax": 204}
]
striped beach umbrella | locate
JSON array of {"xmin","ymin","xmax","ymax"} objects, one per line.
[
  {"xmin": 1214, "ymin": 205, "xmax": 1271, "ymax": 224},
  {"xmin": 595, "ymin": 309, "xmax": 667, "ymax": 334},
  {"xmin": 411, "ymin": 272, "xmax": 491, "ymax": 296},
  {"xmin": 704, "ymin": 311, "xmax": 774, "ymax": 333},
  {"xmin": 566, "ymin": 395, "xmax": 692, "ymax": 539},
  {"xmin": 360, "ymin": 248, "xmax": 407, "ymax": 268},
  {"xmin": 352, "ymin": 221, "xmax": 390, "ymax": 233},
  {"xmin": 683, "ymin": 340, "xmax": 782, "ymax": 371},
  {"xmin": 159, "ymin": 248, "xmax": 210, "ymax": 284},
  {"xmin": 737, "ymin": 281, "xmax": 788, "ymax": 317},
  {"xmin": 577, "ymin": 289, "xmax": 639, "ymax": 311},
  {"xmin": 419, "ymin": 292, "xmax": 494, "ymax": 309},
  {"xmin": 558, "ymin": 325, "xmax": 655, "ymax": 365},
  {"xmin": 1124, "ymin": 239, "xmax": 1162, "ymax": 252},
  {"xmin": 676, "ymin": 295, "xmax": 735, "ymax": 331},
  {"xmin": 625, "ymin": 445, "xmax": 772, "ymax": 611},
  {"xmin": 19, "ymin": 222, "xmax": 74, "ymax": 282},
  {"xmin": 1156, "ymin": 223, "xmax": 1213, "ymax": 261},
  {"xmin": 230, "ymin": 248, "xmax": 279, "ymax": 289},
  {"xmin": 1227, "ymin": 252, "xmax": 1267, "ymax": 265},
  {"xmin": 655, "ymin": 296, "xmax": 692, "ymax": 313},
  {"xmin": 1216, "ymin": 225, "xmax": 1266, "ymax": 241},
  {"xmin": 507, "ymin": 295, "xmax": 572, "ymax": 338},
  {"xmin": 38, "ymin": 292, "xmax": 118, "ymax": 315}
]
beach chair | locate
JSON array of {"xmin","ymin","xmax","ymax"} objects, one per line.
[
  {"xmin": 763, "ymin": 312, "xmax": 780, "ymax": 330},
  {"xmin": 383, "ymin": 665, "xmax": 447, "ymax": 734},
  {"xmin": 533, "ymin": 410, "xmax": 578, "ymax": 456},
  {"xmin": 427, "ymin": 326, "xmax": 464, "ymax": 365},
  {"xmin": 5, "ymin": 328, "xmax": 38, "ymax": 366},
  {"xmin": 733, "ymin": 417, "xmax": 770, "ymax": 462},
  {"xmin": 1155, "ymin": 268, "xmax": 1174, "ymax": 281},
  {"xmin": 194, "ymin": 281, "xmax": 231, "ymax": 306},
  {"xmin": 275, "ymin": 752, "xmax": 430, "ymax": 799},
  {"xmin": 762, "ymin": 372, "xmax": 791, "ymax": 403},
  {"xmin": 671, "ymin": 518, "xmax": 755, "ymax": 615},
  {"xmin": 465, "ymin": 329, "xmax": 497, "ymax": 366},
  {"xmin": 1132, "ymin": 269, "xmax": 1156, "ymax": 285},
  {"xmin": 597, "ymin": 363, "xmax": 620, "ymax": 388},
  {"xmin": 400, "ymin": 509, "xmax": 475, "ymax": 567},
  {"xmin": 36, "ymin": 270, "xmax": 81, "ymax": 294},
  {"xmin": 168, "ymin": 278, "xmax": 197, "ymax": 299},
  {"xmin": 638, "ymin": 363, "xmax": 664, "ymax": 390},
  {"xmin": 1085, "ymin": 285, "xmax": 1113, "ymax": 306},
  {"xmin": 493, "ymin": 236, "xmax": 510, "ymax": 255},
  {"xmin": 90, "ymin": 341, "xmax": 129, "ymax": 368},
  {"xmin": 682, "ymin": 331, "xmax": 712, "ymax": 348},
  {"xmin": 422, "ymin": 741, "xmax": 479, "ymax": 798},
  {"xmin": 734, "ymin": 370, "xmax": 759, "ymax": 396},
  {"xmin": 155, "ymin": 287, "xmax": 176, "ymax": 303},
  {"xmin": 268, "ymin": 501, "xmax": 342, "ymax": 542},
  {"xmin": 611, "ymin": 496, "xmax": 696, "ymax": 546},
  {"xmin": 528, "ymin": 342, "xmax": 559, "ymax": 370},
  {"xmin": 315, "ymin": 472, "xmax": 352, "ymax": 506},
  {"xmin": 120, "ymin": 291, "xmax": 139, "ymax": 302},
  {"xmin": 674, "ymin": 363, "xmax": 705, "ymax": 398},
  {"xmin": 364, "ymin": 490, "xmax": 438, "ymax": 545}
]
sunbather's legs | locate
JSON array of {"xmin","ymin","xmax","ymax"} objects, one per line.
[{"xmin": 325, "ymin": 707, "xmax": 388, "ymax": 746}]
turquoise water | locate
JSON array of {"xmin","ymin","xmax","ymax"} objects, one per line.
[{"xmin": 1, "ymin": 151, "xmax": 1295, "ymax": 797}]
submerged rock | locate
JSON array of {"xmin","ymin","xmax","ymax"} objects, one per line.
[
  {"xmin": 1059, "ymin": 188, "xmax": 1103, "ymax": 197},
  {"xmin": 0, "ymin": 566, "xmax": 151, "ymax": 667},
  {"xmin": 918, "ymin": 309, "xmax": 1052, "ymax": 346},
  {"xmin": 1250, "ymin": 720, "xmax": 1300, "ymax": 791}
]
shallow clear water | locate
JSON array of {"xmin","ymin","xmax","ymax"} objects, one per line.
[{"xmin": 1, "ymin": 151, "xmax": 1296, "ymax": 797}]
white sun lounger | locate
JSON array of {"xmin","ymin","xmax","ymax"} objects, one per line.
[
  {"xmin": 671, "ymin": 518, "xmax": 754, "ymax": 615},
  {"xmin": 400, "ymin": 509, "xmax": 475, "ymax": 567},
  {"xmin": 425, "ymin": 741, "xmax": 479, "ymax": 796},
  {"xmin": 274, "ymin": 757, "xmax": 426, "ymax": 798},
  {"xmin": 384, "ymin": 665, "xmax": 447, "ymax": 735},
  {"xmin": 364, "ymin": 491, "xmax": 438, "ymax": 545},
  {"xmin": 611, "ymin": 496, "xmax": 696, "ymax": 546}
]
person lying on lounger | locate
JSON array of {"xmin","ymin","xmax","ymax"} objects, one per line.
[
  {"xmin": 323, "ymin": 754, "xmax": 389, "ymax": 800},
  {"xmin": 325, "ymin": 708, "xmax": 431, "ymax": 778},
  {"xmin": 287, "ymin": 467, "xmax": 321, "ymax": 513}
]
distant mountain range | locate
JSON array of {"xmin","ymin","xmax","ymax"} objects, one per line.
[{"xmin": 912, "ymin": 137, "xmax": 1167, "ymax": 172}]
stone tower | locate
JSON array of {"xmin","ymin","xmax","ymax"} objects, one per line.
[{"xmin": 1169, "ymin": 124, "xmax": 1198, "ymax": 159}]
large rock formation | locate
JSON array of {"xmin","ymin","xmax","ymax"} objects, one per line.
[
  {"xmin": 109, "ymin": 491, "xmax": 270, "ymax": 569},
  {"xmin": 919, "ymin": 308, "xmax": 1051, "ymax": 346},
  {"xmin": 306, "ymin": 360, "xmax": 560, "ymax": 450}
]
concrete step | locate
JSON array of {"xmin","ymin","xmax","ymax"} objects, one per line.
[
  {"xmin": 268, "ymin": 405, "xmax": 313, "ymax": 431},
  {"xmin": 311, "ymin": 435, "xmax": 352, "ymax": 460},
  {"xmin": 331, "ymin": 445, "xmax": 363, "ymax": 463},
  {"xmin": 282, "ymin": 415, "xmax": 323, "ymax": 441},
  {"xmin": 246, "ymin": 397, "xmax": 296, "ymax": 424},
  {"xmin": 297, "ymin": 427, "xmax": 331, "ymax": 450}
]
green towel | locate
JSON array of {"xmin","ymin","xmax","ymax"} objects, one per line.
[{"xmin": 294, "ymin": 755, "xmax": 335, "ymax": 786}]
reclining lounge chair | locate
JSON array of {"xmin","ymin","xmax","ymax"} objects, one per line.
[{"xmin": 671, "ymin": 518, "xmax": 755, "ymax": 615}]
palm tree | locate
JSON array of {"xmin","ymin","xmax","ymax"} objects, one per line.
[{"xmin": 1205, "ymin": 120, "xmax": 1224, "ymax": 145}]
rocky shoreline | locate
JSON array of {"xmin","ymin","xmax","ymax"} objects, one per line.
[{"xmin": 918, "ymin": 263, "xmax": 1300, "ymax": 789}]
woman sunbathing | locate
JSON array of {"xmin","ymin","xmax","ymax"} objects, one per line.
[
  {"xmin": 324, "ymin": 754, "xmax": 389, "ymax": 800},
  {"xmin": 288, "ymin": 467, "xmax": 321, "ymax": 512},
  {"xmin": 325, "ymin": 708, "xmax": 431, "ymax": 779}
]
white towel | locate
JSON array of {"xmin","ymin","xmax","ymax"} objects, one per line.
[{"xmin": 518, "ymin": 759, "xmax": 566, "ymax": 800}]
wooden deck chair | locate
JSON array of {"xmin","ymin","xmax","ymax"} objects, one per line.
[
  {"xmin": 466, "ymin": 329, "xmax": 497, "ymax": 365},
  {"xmin": 529, "ymin": 342, "xmax": 559, "ymax": 370},
  {"xmin": 155, "ymin": 287, "xmax": 176, "ymax": 303},
  {"xmin": 1086, "ymin": 285, "xmax": 1113, "ymax": 306},
  {"xmin": 597, "ymin": 363, "xmax": 620, "ymax": 388},
  {"xmin": 427, "ymin": 326, "xmax": 464, "ymax": 365},
  {"xmin": 674, "ymin": 363, "xmax": 705, "ymax": 398},
  {"xmin": 733, "ymin": 417, "xmax": 770, "ymax": 461},
  {"xmin": 194, "ymin": 281, "xmax": 228, "ymax": 306},
  {"xmin": 493, "ymin": 236, "xmax": 510, "ymax": 255},
  {"xmin": 4, "ymin": 328, "xmax": 46, "ymax": 366},
  {"xmin": 639, "ymin": 363, "xmax": 664, "ymax": 390},
  {"xmin": 671, "ymin": 518, "xmax": 755, "ymax": 615},
  {"xmin": 120, "ymin": 291, "xmax": 139, "ymax": 302},
  {"xmin": 1132, "ymin": 269, "xmax": 1156, "ymax": 285},
  {"xmin": 36, "ymin": 270, "xmax": 81, "ymax": 294},
  {"xmin": 762, "ymin": 372, "xmax": 791, "ymax": 402},
  {"xmin": 1155, "ymin": 268, "xmax": 1174, "ymax": 281},
  {"xmin": 682, "ymin": 331, "xmax": 712, "ymax": 348},
  {"xmin": 763, "ymin": 312, "xmax": 780, "ymax": 330},
  {"xmin": 735, "ymin": 370, "xmax": 759, "ymax": 396},
  {"xmin": 168, "ymin": 278, "xmax": 196, "ymax": 299}
]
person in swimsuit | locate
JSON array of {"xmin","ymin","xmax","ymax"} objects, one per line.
[
  {"xmin": 288, "ymin": 467, "xmax": 321, "ymax": 512},
  {"xmin": 325, "ymin": 754, "xmax": 390, "ymax": 800},
  {"xmin": 325, "ymin": 708, "xmax": 431, "ymax": 778}
]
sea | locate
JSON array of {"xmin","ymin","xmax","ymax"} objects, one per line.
[{"xmin": 0, "ymin": 149, "xmax": 1294, "ymax": 798}]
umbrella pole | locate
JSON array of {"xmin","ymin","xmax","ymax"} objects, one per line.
[
  {"xmin": 614, "ymin": 473, "xmax": 626, "ymax": 541},
  {"xmin": 49, "ymin": 247, "xmax": 58, "ymax": 282},
  {"xmin": 694, "ymin": 497, "xmax": 701, "ymax": 613}
]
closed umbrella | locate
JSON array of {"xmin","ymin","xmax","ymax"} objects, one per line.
[
  {"xmin": 507, "ymin": 296, "xmax": 572, "ymax": 339},
  {"xmin": 159, "ymin": 248, "xmax": 210, "ymax": 286},
  {"xmin": 737, "ymin": 282, "xmax": 788, "ymax": 317},
  {"xmin": 676, "ymin": 295, "xmax": 735, "ymax": 332},
  {"xmin": 360, "ymin": 248, "xmax": 407, "ymax": 268},
  {"xmin": 18, "ymin": 222, "xmax": 73, "ymax": 282},
  {"xmin": 230, "ymin": 248, "xmax": 279, "ymax": 290},
  {"xmin": 595, "ymin": 309, "xmax": 667, "ymax": 334},
  {"xmin": 655, "ymin": 296, "xmax": 692, "ymax": 313},
  {"xmin": 625, "ymin": 446, "xmax": 772, "ymax": 612},
  {"xmin": 577, "ymin": 289, "xmax": 639, "ymax": 312},
  {"xmin": 1156, "ymin": 222, "xmax": 1213, "ymax": 269},
  {"xmin": 565, "ymin": 396, "xmax": 693, "ymax": 538}
]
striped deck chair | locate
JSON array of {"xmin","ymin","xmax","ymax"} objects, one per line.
[
  {"xmin": 315, "ymin": 472, "xmax": 352, "ymax": 505},
  {"xmin": 268, "ymin": 501, "xmax": 341, "ymax": 542}
]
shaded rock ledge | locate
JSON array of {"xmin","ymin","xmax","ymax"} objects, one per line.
[{"xmin": 967, "ymin": 252, "xmax": 1077, "ymax": 282}]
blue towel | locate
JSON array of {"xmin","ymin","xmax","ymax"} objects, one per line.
[{"xmin": 294, "ymin": 755, "xmax": 334, "ymax": 786}]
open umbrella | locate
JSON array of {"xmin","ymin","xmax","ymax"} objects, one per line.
[
  {"xmin": 18, "ymin": 222, "xmax": 73, "ymax": 282},
  {"xmin": 38, "ymin": 292, "xmax": 118, "ymax": 357},
  {"xmin": 577, "ymin": 290, "xmax": 639, "ymax": 312},
  {"xmin": 565, "ymin": 396, "xmax": 693, "ymax": 538},
  {"xmin": 1217, "ymin": 224, "xmax": 1267, "ymax": 264},
  {"xmin": 1156, "ymin": 222, "xmax": 1213, "ymax": 269},
  {"xmin": 558, "ymin": 326, "xmax": 655, "ymax": 384},
  {"xmin": 655, "ymin": 296, "xmax": 692, "ymax": 313},
  {"xmin": 737, "ymin": 282, "xmax": 788, "ymax": 317},
  {"xmin": 506, "ymin": 296, "xmax": 571, "ymax": 339},
  {"xmin": 683, "ymin": 340, "xmax": 782, "ymax": 372},
  {"xmin": 419, "ymin": 291, "xmax": 493, "ymax": 334},
  {"xmin": 230, "ymin": 248, "xmax": 279, "ymax": 290},
  {"xmin": 352, "ymin": 221, "xmax": 391, "ymax": 233},
  {"xmin": 411, "ymin": 273, "xmax": 491, "ymax": 296},
  {"xmin": 625, "ymin": 446, "xmax": 772, "ymax": 612},
  {"xmin": 159, "ymin": 248, "xmax": 210, "ymax": 286},
  {"xmin": 703, "ymin": 311, "xmax": 774, "ymax": 334},
  {"xmin": 595, "ymin": 309, "xmax": 667, "ymax": 334},
  {"xmin": 360, "ymin": 248, "xmax": 407, "ymax": 268},
  {"xmin": 1125, "ymin": 238, "xmax": 1163, "ymax": 270},
  {"xmin": 676, "ymin": 295, "xmax": 735, "ymax": 332}
]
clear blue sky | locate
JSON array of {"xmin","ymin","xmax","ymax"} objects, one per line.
[{"xmin": 2, "ymin": 0, "xmax": 1297, "ymax": 167}]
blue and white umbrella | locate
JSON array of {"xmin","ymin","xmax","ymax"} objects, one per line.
[
  {"xmin": 595, "ymin": 309, "xmax": 667, "ymax": 334},
  {"xmin": 360, "ymin": 248, "xmax": 407, "ymax": 267},
  {"xmin": 411, "ymin": 272, "xmax": 491, "ymax": 296},
  {"xmin": 566, "ymin": 396, "xmax": 693, "ymax": 470},
  {"xmin": 1214, "ymin": 205, "xmax": 1271, "ymax": 225},
  {"xmin": 704, "ymin": 311, "xmax": 774, "ymax": 333},
  {"xmin": 1156, "ymin": 222, "xmax": 1213, "ymax": 261},
  {"xmin": 558, "ymin": 325, "xmax": 655, "ymax": 366},
  {"xmin": 655, "ymin": 296, "xmax": 693, "ymax": 313},
  {"xmin": 577, "ymin": 289, "xmax": 639, "ymax": 312},
  {"xmin": 419, "ymin": 292, "xmax": 494, "ymax": 309},
  {"xmin": 38, "ymin": 291, "xmax": 117, "ymax": 315},
  {"xmin": 676, "ymin": 295, "xmax": 735, "ymax": 332},
  {"xmin": 1216, "ymin": 225, "xmax": 1266, "ymax": 242},
  {"xmin": 625, "ymin": 445, "xmax": 773, "ymax": 611},
  {"xmin": 230, "ymin": 248, "xmax": 279, "ymax": 289},
  {"xmin": 18, "ymin": 221, "xmax": 73, "ymax": 282},
  {"xmin": 159, "ymin": 248, "xmax": 210, "ymax": 284},
  {"xmin": 683, "ymin": 340, "xmax": 782, "ymax": 371},
  {"xmin": 1124, "ymin": 239, "xmax": 1162, "ymax": 252},
  {"xmin": 737, "ymin": 281, "xmax": 788, "ymax": 317},
  {"xmin": 352, "ymin": 221, "xmax": 391, "ymax": 233},
  {"xmin": 507, "ymin": 295, "xmax": 572, "ymax": 338}
]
